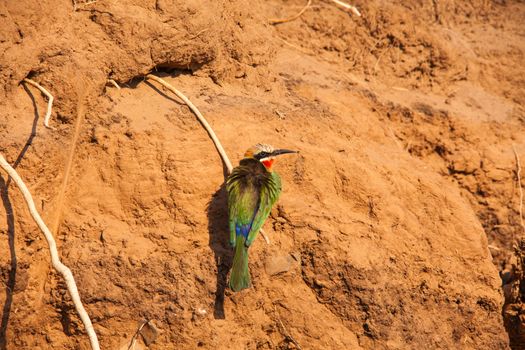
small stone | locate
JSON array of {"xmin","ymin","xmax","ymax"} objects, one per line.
[
  {"xmin": 265, "ymin": 254, "xmax": 294, "ymax": 276},
  {"xmin": 486, "ymin": 168, "xmax": 508, "ymax": 182},
  {"xmin": 13, "ymin": 267, "xmax": 29, "ymax": 293},
  {"xmin": 314, "ymin": 278, "xmax": 329, "ymax": 288},
  {"xmin": 192, "ymin": 307, "xmax": 207, "ymax": 321},
  {"xmin": 196, "ymin": 307, "xmax": 207, "ymax": 316},
  {"xmin": 140, "ymin": 321, "xmax": 159, "ymax": 346}
]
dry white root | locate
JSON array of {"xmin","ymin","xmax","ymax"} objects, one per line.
[
  {"xmin": 270, "ymin": 0, "xmax": 360, "ymax": 25},
  {"xmin": 22, "ymin": 78, "xmax": 55, "ymax": 129},
  {"xmin": 269, "ymin": 0, "xmax": 312, "ymax": 24},
  {"xmin": 146, "ymin": 74, "xmax": 233, "ymax": 172},
  {"xmin": 0, "ymin": 154, "xmax": 100, "ymax": 350},
  {"xmin": 145, "ymin": 74, "xmax": 271, "ymax": 244},
  {"xmin": 329, "ymin": 0, "xmax": 361, "ymax": 16},
  {"xmin": 107, "ymin": 79, "xmax": 121, "ymax": 90}
]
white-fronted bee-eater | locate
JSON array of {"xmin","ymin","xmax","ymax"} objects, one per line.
[{"xmin": 227, "ymin": 143, "xmax": 297, "ymax": 292}]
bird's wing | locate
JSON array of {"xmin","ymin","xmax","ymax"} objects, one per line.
[
  {"xmin": 227, "ymin": 168, "xmax": 282, "ymax": 248},
  {"xmin": 227, "ymin": 166, "xmax": 260, "ymax": 247},
  {"xmin": 245, "ymin": 171, "xmax": 282, "ymax": 247}
]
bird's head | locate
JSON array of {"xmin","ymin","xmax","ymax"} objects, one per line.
[{"xmin": 244, "ymin": 143, "xmax": 297, "ymax": 171}]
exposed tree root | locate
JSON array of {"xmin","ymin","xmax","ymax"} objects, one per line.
[
  {"xmin": 0, "ymin": 154, "xmax": 100, "ymax": 350},
  {"xmin": 145, "ymin": 74, "xmax": 271, "ymax": 244},
  {"xmin": 22, "ymin": 78, "xmax": 55, "ymax": 129}
]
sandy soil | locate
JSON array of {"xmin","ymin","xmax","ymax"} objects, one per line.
[{"xmin": 1, "ymin": 0, "xmax": 524, "ymax": 349}]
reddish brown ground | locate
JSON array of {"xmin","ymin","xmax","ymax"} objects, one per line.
[{"xmin": 1, "ymin": 0, "xmax": 524, "ymax": 349}]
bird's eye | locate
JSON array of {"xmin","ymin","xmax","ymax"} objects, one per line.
[{"xmin": 259, "ymin": 152, "xmax": 268, "ymax": 158}]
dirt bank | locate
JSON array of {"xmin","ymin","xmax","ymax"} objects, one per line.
[{"xmin": 1, "ymin": 0, "xmax": 524, "ymax": 349}]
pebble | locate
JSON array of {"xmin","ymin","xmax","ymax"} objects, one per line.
[
  {"xmin": 141, "ymin": 321, "xmax": 159, "ymax": 346},
  {"xmin": 265, "ymin": 254, "xmax": 294, "ymax": 276}
]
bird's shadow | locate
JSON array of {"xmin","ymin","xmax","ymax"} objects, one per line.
[{"xmin": 207, "ymin": 180, "xmax": 233, "ymax": 319}]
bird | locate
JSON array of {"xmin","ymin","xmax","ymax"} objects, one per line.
[{"xmin": 227, "ymin": 143, "xmax": 297, "ymax": 292}]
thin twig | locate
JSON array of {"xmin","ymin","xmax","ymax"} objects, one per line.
[
  {"xmin": 386, "ymin": 126, "xmax": 402, "ymax": 151},
  {"xmin": 0, "ymin": 154, "xmax": 100, "ymax": 350},
  {"xmin": 276, "ymin": 36, "xmax": 310, "ymax": 55},
  {"xmin": 513, "ymin": 145, "xmax": 524, "ymax": 233},
  {"xmin": 274, "ymin": 305, "xmax": 302, "ymax": 349},
  {"xmin": 391, "ymin": 86, "xmax": 409, "ymax": 92},
  {"xmin": 189, "ymin": 28, "xmax": 209, "ymax": 40},
  {"xmin": 22, "ymin": 78, "xmax": 55, "ymax": 129},
  {"xmin": 329, "ymin": 0, "xmax": 361, "ymax": 16},
  {"xmin": 107, "ymin": 79, "xmax": 121, "ymax": 90},
  {"xmin": 128, "ymin": 319, "xmax": 149, "ymax": 350},
  {"xmin": 269, "ymin": 0, "xmax": 312, "ymax": 25},
  {"xmin": 260, "ymin": 228, "xmax": 270, "ymax": 244},
  {"xmin": 275, "ymin": 110, "xmax": 286, "ymax": 119},
  {"xmin": 373, "ymin": 47, "xmax": 390, "ymax": 72},
  {"xmin": 488, "ymin": 244, "xmax": 501, "ymax": 251},
  {"xmin": 145, "ymin": 74, "xmax": 271, "ymax": 244}
]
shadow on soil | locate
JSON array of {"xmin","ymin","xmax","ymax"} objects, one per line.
[
  {"xmin": 207, "ymin": 182, "xmax": 233, "ymax": 319},
  {"xmin": 0, "ymin": 82, "xmax": 40, "ymax": 349}
]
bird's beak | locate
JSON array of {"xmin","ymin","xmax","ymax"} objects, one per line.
[{"xmin": 272, "ymin": 149, "xmax": 298, "ymax": 156}]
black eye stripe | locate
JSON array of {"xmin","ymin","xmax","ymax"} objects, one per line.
[{"xmin": 255, "ymin": 151, "xmax": 269, "ymax": 160}]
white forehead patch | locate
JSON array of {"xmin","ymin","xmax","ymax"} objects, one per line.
[{"xmin": 255, "ymin": 143, "xmax": 274, "ymax": 153}]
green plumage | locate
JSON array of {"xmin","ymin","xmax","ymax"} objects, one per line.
[
  {"xmin": 227, "ymin": 158, "xmax": 282, "ymax": 292},
  {"xmin": 230, "ymin": 235, "xmax": 250, "ymax": 291}
]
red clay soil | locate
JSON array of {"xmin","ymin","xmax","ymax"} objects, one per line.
[{"xmin": 1, "ymin": 0, "xmax": 524, "ymax": 349}]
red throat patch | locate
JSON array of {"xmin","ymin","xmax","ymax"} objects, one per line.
[{"xmin": 261, "ymin": 159, "xmax": 274, "ymax": 170}]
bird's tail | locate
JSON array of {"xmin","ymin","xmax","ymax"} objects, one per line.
[{"xmin": 229, "ymin": 236, "xmax": 251, "ymax": 292}]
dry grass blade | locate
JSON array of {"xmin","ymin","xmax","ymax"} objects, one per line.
[
  {"xmin": 145, "ymin": 74, "xmax": 271, "ymax": 244},
  {"xmin": 0, "ymin": 154, "xmax": 100, "ymax": 350},
  {"xmin": 22, "ymin": 78, "xmax": 55, "ymax": 129},
  {"xmin": 277, "ymin": 36, "xmax": 310, "ymax": 55},
  {"xmin": 513, "ymin": 144, "xmax": 524, "ymax": 234},
  {"xmin": 329, "ymin": 0, "xmax": 361, "ymax": 16},
  {"xmin": 269, "ymin": 0, "xmax": 312, "ymax": 25}
]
